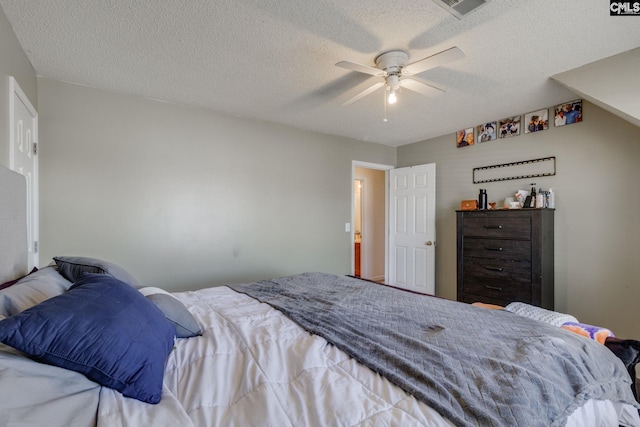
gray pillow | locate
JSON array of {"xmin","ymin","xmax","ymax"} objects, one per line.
[
  {"xmin": 53, "ymin": 256, "xmax": 140, "ymax": 288},
  {"xmin": 0, "ymin": 266, "xmax": 72, "ymax": 317},
  {"xmin": 139, "ymin": 287, "xmax": 202, "ymax": 338}
]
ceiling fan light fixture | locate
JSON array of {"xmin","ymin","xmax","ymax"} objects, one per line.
[
  {"xmin": 337, "ymin": 47, "xmax": 464, "ymax": 107},
  {"xmin": 388, "ymin": 90, "xmax": 397, "ymax": 105},
  {"xmin": 386, "ymin": 74, "xmax": 400, "ymax": 104},
  {"xmin": 386, "ymin": 73, "xmax": 400, "ymax": 90}
]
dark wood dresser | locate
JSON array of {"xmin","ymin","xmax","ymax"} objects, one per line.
[{"xmin": 456, "ymin": 208, "xmax": 554, "ymax": 309}]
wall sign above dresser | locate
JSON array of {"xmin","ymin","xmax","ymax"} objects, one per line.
[{"xmin": 472, "ymin": 156, "xmax": 556, "ymax": 184}]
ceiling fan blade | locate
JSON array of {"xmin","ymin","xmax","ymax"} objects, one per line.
[
  {"xmin": 399, "ymin": 78, "xmax": 445, "ymax": 97},
  {"xmin": 336, "ymin": 60, "xmax": 384, "ymax": 77},
  {"xmin": 402, "ymin": 47, "xmax": 465, "ymax": 76},
  {"xmin": 342, "ymin": 81, "xmax": 385, "ymax": 106}
]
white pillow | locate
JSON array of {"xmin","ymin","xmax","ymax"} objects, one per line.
[
  {"xmin": 0, "ymin": 266, "xmax": 72, "ymax": 318},
  {"xmin": 504, "ymin": 302, "xmax": 578, "ymax": 327}
]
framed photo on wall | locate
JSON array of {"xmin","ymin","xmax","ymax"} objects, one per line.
[
  {"xmin": 498, "ymin": 116, "xmax": 521, "ymax": 139},
  {"xmin": 554, "ymin": 99, "xmax": 582, "ymax": 126},
  {"xmin": 476, "ymin": 122, "xmax": 497, "ymax": 142},
  {"xmin": 456, "ymin": 127, "xmax": 474, "ymax": 148},
  {"xmin": 524, "ymin": 108, "xmax": 549, "ymax": 133}
]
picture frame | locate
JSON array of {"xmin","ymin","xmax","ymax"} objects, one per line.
[
  {"xmin": 524, "ymin": 108, "xmax": 549, "ymax": 133},
  {"xmin": 498, "ymin": 116, "xmax": 521, "ymax": 139},
  {"xmin": 554, "ymin": 99, "xmax": 582, "ymax": 126},
  {"xmin": 476, "ymin": 122, "xmax": 497, "ymax": 142},
  {"xmin": 456, "ymin": 127, "xmax": 474, "ymax": 148}
]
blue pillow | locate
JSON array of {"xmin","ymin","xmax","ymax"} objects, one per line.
[{"xmin": 0, "ymin": 273, "xmax": 175, "ymax": 404}]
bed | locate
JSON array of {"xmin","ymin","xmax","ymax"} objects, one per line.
[{"xmin": 1, "ymin": 165, "xmax": 639, "ymax": 427}]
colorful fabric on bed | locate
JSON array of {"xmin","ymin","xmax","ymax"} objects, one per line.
[
  {"xmin": 562, "ymin": 322, "xmax": 614, "ymax": 345},
  {"xmin": 471, "ymin": 302, "xmax": 504, "ymax": 310},
  {"xmin": 230, "ymin": 273, "xmax": 638, "ymax": 427}
]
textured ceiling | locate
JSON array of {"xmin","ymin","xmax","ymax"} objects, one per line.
[{"xmin": 2, "ymin": 0, "xmax": 639, "ymax": 147}]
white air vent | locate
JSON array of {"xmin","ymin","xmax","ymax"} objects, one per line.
[{"xmin": 432, "ymin": 0, "xmax": 489, "ymax": 19}]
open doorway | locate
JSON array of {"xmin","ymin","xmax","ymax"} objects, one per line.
[
  {"xmin": 352, "ymin": 161, "xmax": 436, "ymax": 292},
  {"xmin": 354, "ymin": 179, "xmax": 363, "ymax": 277},
  {"xmin": 352, "ymin": 161, "xmax": 393, "ymax": 282}
]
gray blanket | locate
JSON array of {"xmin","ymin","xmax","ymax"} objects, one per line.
[{"xmin": 230, "ymin": 273, "xmax": 637, "ymax": 427}]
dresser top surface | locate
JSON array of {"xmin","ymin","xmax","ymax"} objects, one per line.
[{"xmin": 456, "ymin": 208, "xmax": 555, "ymax": 213}]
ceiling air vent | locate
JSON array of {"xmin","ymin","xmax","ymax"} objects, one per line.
[{"xmin": 432, "ymin": 0, "xmax": 489, "ymax": 19}]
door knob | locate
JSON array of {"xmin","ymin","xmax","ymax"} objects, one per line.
[{"xmin": 425, "ymin": 241, "xmax": 434, "ymax": 246}]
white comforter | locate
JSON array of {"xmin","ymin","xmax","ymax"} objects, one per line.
[
  {"xmin": 96, "ymin": 286, "xmax": 640, "ymax": 427},
  {"xmin": 98, "ymin": 286, "xmax": 454, "ymax": 426}
]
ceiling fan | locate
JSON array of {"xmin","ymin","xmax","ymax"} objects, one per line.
[{"xmin": 336, "ymin": 47, "xmax": 465, "ymax": 106}]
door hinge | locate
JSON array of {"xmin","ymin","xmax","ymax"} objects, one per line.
[
  {"xmin": 33, "ymin": 142, "xmax": 38, "ymax": 155},
  {"xmin": 33, "ymin": 241, "xmax": 38, "ymax": 254}
]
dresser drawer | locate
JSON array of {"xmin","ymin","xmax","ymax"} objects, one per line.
[
  {"xmin": 461, "ymin": 292, "xmax": 530, "ymax": 307},
  {"xmin": 463, "ymin": 239, "xmax": 531, "ymax": 261},
  {"xmin": 462, "ymin": 216, "xmax": 531, "ymax": 239},
  {"xmin": 463, "ymin": 257, "xmax": 531, "ymax": 285},
  {"xmin": 462, "ymin": 273, "xmax": 532, "ymax": 303}
]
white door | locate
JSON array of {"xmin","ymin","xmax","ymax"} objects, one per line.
[
  {"xmin": 388, "ymin": 163, "xmax": 436, "ymax": 294},
  {"xmin": 9, "ymin": 77, "xmax": 39, "ymax": 270}
]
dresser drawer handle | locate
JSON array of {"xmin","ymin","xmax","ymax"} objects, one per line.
[
  {"xmin": 485, "ymin": 266, "xmax": 504, "ymax": 272},
  {"xmin": 485, "ymin": 285, "xmax": 503, "ymax": 291},
  {"xmin": 484, "ymin": 246, "xmax": 503, "ymax": 251},
  {"xmin": 483, "ymin": 225, "xmax": 502, "ymax": 229}
]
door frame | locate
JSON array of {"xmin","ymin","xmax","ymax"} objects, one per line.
[{"xmin": 351, "ymin": 161, "xmax": 394, "ymax": 281}]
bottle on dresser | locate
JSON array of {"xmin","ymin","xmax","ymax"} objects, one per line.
[
  {"xmin": 478, "ymin": 189, "xmax": 487, "ymax": 210},
  {"xmin": 525, "ymin": 186, "xmax": 536, "ymax": 208},
  {"xmin": 536, "ymin": 188, "xmax": 544, "ymax": 208}
]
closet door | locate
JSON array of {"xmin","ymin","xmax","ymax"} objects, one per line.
[{"xmin": 9, "ymin": 77, "xmax": 39, "ymax": 270}]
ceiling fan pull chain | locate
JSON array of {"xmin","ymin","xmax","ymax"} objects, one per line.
[{"xmin": 383, "ymin": 89, "xmax": 388, "ymax": 123}]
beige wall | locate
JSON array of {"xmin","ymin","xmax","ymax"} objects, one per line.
[
  {"xmin": 398, "ymin": 101, "xmax": 640, "ymax": 339},
  {"xmin": 553, "ymin": 47, "xmax": 640, "ymax": 129},
  {"xmin": 0, "ymin": 7, "xmax": 37, "ymax": 167},
  {"xmin": 37, "ymin": 78, "xmax": 396, "ymax": 290}
]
